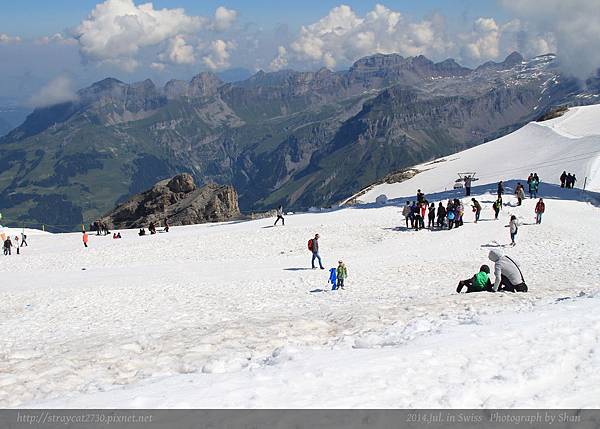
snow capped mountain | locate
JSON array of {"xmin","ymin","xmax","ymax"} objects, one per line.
[{"xmin": 1, "ymin": 105, "xmax": 600, "ymax": 408}]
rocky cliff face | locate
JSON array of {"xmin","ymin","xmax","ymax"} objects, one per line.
[
  {"xmin": 0, "ymin": 52, "xmax": 596, "ymax": 230},
  {"xmin": 101, "ymin": 173, "xmax": 240, "ymax": 229}
]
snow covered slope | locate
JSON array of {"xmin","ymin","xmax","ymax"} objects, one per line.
[
  {"xmin": 357, "ymin": 104, "xmax": 600, "ymax": 203},
  {"xmin": 1, "ymin": 106, "xmax": 600, "ymax": 409}
]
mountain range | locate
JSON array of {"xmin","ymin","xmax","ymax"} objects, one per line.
[{"xmin": 0, "ymin": 51, "xmax": 598, "ymax": 230}]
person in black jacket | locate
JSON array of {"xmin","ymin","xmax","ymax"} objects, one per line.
[
  {"xmin": 436, "ymin": 202, "xmax": 446, "ymax": 228},
  {"xmin": 427, "ymin": 203, "xmax": 436, "ymax": 229},
  {"xmin": 497, "ymin": 181, "xmax": 504, "ymax": 199}
]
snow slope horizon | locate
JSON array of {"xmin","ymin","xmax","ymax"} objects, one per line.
[
  {"xmin": 356, "ymin": 104, "xmax": 600, "ymax": 204},
  {"xmin": 2, "ymin": 106, "xmax": 600, "ymax": 409}
]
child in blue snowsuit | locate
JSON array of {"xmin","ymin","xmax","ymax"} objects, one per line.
[{"xmin": 329, "ymin": 268, "xmax": 337, "ymax": 290}]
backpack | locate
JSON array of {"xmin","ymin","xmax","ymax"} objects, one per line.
[{"xmin": 307, "ymin": 239, "xmax": 313, "ymax": 252}]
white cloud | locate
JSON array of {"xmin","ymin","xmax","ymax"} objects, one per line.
[
  {"xmin": 150, "ymin": 62, "xmax": 166, "ymax": 71},
  {"xmin": 501, "ymin": 0, "xmax": 600, "ymax": 77},
  {"xmin": 74, "ymin": 0, "xmax": 204, "ymax": 70},
  {"xmin": 289, "ymin": 4, "xmax": 453, "ymax": 69},
  {"xmin": 0, "ymin": 34, "xmax": 21, "ymax": 44},
  {"xmin": 35, "ymin": 33, "xmax": 78, "ymax": 46},
  {"xmin": 160, "ymin": 35, "xmax": 196, "ymax": 64},
  {"xmin": 213, "ymin": 6, "xmax": 238, "ymax": 31},
  {"xmin": 269, "ymin": 46, "xmax": 288, "ymax": 71},
  {"xmin": 463, "ymin": 18, "xmax": 501, "ymax": 61},
  {"xmin": 202, "ymin": 39, "xmax": 235, "ymax": 70},
  {"xmin": 28, "ymin": 76, "xmax": 78, "ymax": 108}
]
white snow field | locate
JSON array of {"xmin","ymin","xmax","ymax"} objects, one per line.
[{"xmin": 1, "ymin": 106, "xmax": 600, "ymax": 408}]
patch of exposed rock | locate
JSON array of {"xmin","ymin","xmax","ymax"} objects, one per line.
[{"xmin": 101, "ymin": 173, "xmax": 240, "ymax": 229}]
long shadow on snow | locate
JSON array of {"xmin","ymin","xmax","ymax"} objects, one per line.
[{"xmin": 351, "ymin": 180, "xmax": 600, "ymax": 210}]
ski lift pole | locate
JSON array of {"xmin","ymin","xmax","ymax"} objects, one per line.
[{"xmin": 583, "ymin": 176, "xmax": 587, "ymax": 192}]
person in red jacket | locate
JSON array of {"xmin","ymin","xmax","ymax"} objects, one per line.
[
  {"xmin": 535, "ymin": 198, "xmax": 545, "ymax": 224},
  {"xmin": 82, "ymin": 231, "xmax": 89, "ymax": 248}
]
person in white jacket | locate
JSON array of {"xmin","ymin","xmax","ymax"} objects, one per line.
[
  {"xmin": 488, "ymin": 250, "xmax": 528, "ymax": 292},
  {"xmin": 509, "ymin": 215, "xmax": 520, "ymax": 246}
]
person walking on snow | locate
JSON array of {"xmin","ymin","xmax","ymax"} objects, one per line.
[
  {"xmin": 560, "ymin": 171, "xmax": 567, "ymax": 188},
  {"xmin": 412, "ymin": 203, "xmax": 422, "ymax": 231},
  {"xmin": 493, "ymin": 198, "xmax": 502, "ymax": 220},
  {"xmin": 427, "ymin": 203, "xmax": 436, "ymax": 229},
  {"xmin": 456, "ymin": 264, "xmax": 493, "ymax": 293},
  {"xmin": 82, "ymin": 231, "xmax": 89, "ymax": 248},
  {"xmin": 529, "ymin": 177, "xmax": 538, "ymax": 199},
  {"xmin": 20, "ymin": 232, "xmax": 28, "ymax": 247},
  {"xmin": 419, "ymin": 201, "xmax": 427, "ymax": 229},
  {"xmin": 309, "ymin": 234, "xmax": 324, "ymax": 269},
  {"xmin": 402, "ymin": 201, "xmax": 411, "ymax": 228},
  {"xmin": 336, "ymin": 260, "xmax": 348, "ymax": 289},
  {"xmin": 471, "ymin": 198, "xmax": 482, "ymax": 223},
  {"xmin": 571, "ymin": 174, "xmax": 577, "ymax": 189},
  {"xmin": 274, "ymin": 205, "xmax": 285, "ymax": 226},
  {"xmin": 509, "ymin": 215, "xmax": 520, "ymax": 246},
  {"xmin": 14, "ymin": 236, "xmax": 20, "ymax": 255},
  {"xmin": 535, "ymin": 198, "xmax": 545, "ymax": 224},
  {"xmin": 488, "ymin": 250, "xmax": 528, "ymax": 292},
  {"xmin": 497, "ymin": 181, "xmax": 505, "ymax": 200}
]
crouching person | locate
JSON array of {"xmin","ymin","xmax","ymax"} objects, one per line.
[
  {"xmin": 456, "ymin": 265, "xmax": 493, "ymax": 293},
  {"xmin": 488, "ymin": 250, "xmax": 528, "ymax": 292}
]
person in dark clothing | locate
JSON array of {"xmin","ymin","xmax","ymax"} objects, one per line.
[
  {"xmin": 408, "ymin": 202, "xmax": 416, "ymax": 228},
  {"xmin": 447, "ymin": 201, "xmax": 456, "ymax": 230},
  {"xmin": 3, "ymin": 237, "xmax": 12, "ymax": 255},
  {"xmin": 149, "ymin": 222, "xmax": 157, "ymax": 235},
  {"xmin": 20, "ymin": 233, "xmax": 28, "ymax": 247},
  {"xmin": 456, "ymin": 265, "xmax": 494, "ymax": 293},
  {"xmin": 274, "ymin": 205, "xmax": 285, "ymax": 226},
  {"xmin": 571, "ymin": 174, "xmax": 577, "ymax": 189},
  {"xmin": 139, "ymin": 228, "xmax": 146, "ymax": 236},
  {"xmin": 464, "ymin": 175, "xmax": 472, "ymax": 197},
  {"xmin": 427, "ymin": 203, "xmax": 436, "ymax": 228},
  {"xmin": 566, "ymin": 173, "xmax": 573, "ymax": 189},
  {"xmin": 493, "ymin": 198, "xmax": 502, "ymax": 220},
  {"xmin": 560, "ymin": 171, "xmax": 567, "ymax": 188},
  {"xmin": 436, "ymin": 202, "xmax": 446, "ymax": 228},
  {"xmin": 416, "ymin": 189, "xmax": 425, "ymax": 205},
  {"xmin": 164, "ymin": 219, "xmax": 170, "ymax": 233},
  {"xmin": 497, "ymin": 181, "xmax": 504, "ymax": 199},
  {"xmin": 309, "ymin": 234, "xmax": 324, "ymax": 269},
  {"xmin": 413, "ymin": 207, "xmax": 422, "ymax": 231}
]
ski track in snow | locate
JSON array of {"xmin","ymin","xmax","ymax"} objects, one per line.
[{"xmin": 1, "ymin": 105, "xmax": 600, "ymax": 408}]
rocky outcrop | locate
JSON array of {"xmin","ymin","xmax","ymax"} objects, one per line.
[{"xmin": 101, "ymin": 174, "xmax": 240, "ymax": 229}]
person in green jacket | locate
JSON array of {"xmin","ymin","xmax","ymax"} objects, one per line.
[
  {"xmin": 336, "ymin": 260, "xmax": 348, "ymax": 290},
  {"xmin": 456, "ymin": 265, "xmax": 493, "ymax": 293}
]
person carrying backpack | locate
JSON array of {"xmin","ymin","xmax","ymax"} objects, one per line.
[
  {"xmin": 488, "ymin": 250, "xmax": 528, "ymax": 292},
  {"xmin": 560, "ymin": 171, "xmax": 567, "ymax": 188},
  {"xmin": 308, "ymin": 234, "xmax": 324, "ymax": 269},
  {"xmin": 336, "ymin": 260, "xmax": 348, "ymax": 289},
  {"xmin": 20, "ymin": 232, "xmax": 28, "ymax": 247},
  {"xmin": 493, "ymin": 198, "xmax": 502, "ymax": 220},
  {"xmin": 535, "ymin": 198, "xmax": 545, "ymax": 224},
  {"xmin": 427, "ymin": 203, "xmax": 436, "ymax": 229}
]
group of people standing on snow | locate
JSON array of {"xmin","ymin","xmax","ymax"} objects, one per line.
[
  {"xmin": 560, "ymin": 171, "xmax": 577, "ymax": 189},
  {"xmin": 3, "ymin": 233, "xmax": 28, "ymax": 255}
]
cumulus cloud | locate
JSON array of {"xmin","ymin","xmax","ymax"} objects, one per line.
[
  {"xmin": 160, "ymin": 35, "xmax": 196, "ymax": 64},
  {"xmin": 501, "ymin": 0, "xmax": 600, "ymax": 77},
  {"xmin": 269, "ymin": 46, "xmax": 288, "ymax": 71},
  {"xmin": 289, "ymin": 4, "xmax": 453, "ymax": 69},
  {"xmin": 0, "ymin": 34, "xmax": 21, "ymax": 44},
  {"xmin": 74, "ymin": 0, "xmax": 204, "ymax": 70},
  {"xmin": 463, "ymin": 18, "xmax": 500, "ymax": 61},
  {"xmin": 202, "ymin": 39, "xmax": 235, "ymax": 70},
  {"xmin": 28, "ymin": 76, "xmax": 78, "ymax": 108},
  {"xmin": 213, "ymin": 6, "xmax": 238, "ymax": 31}
]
